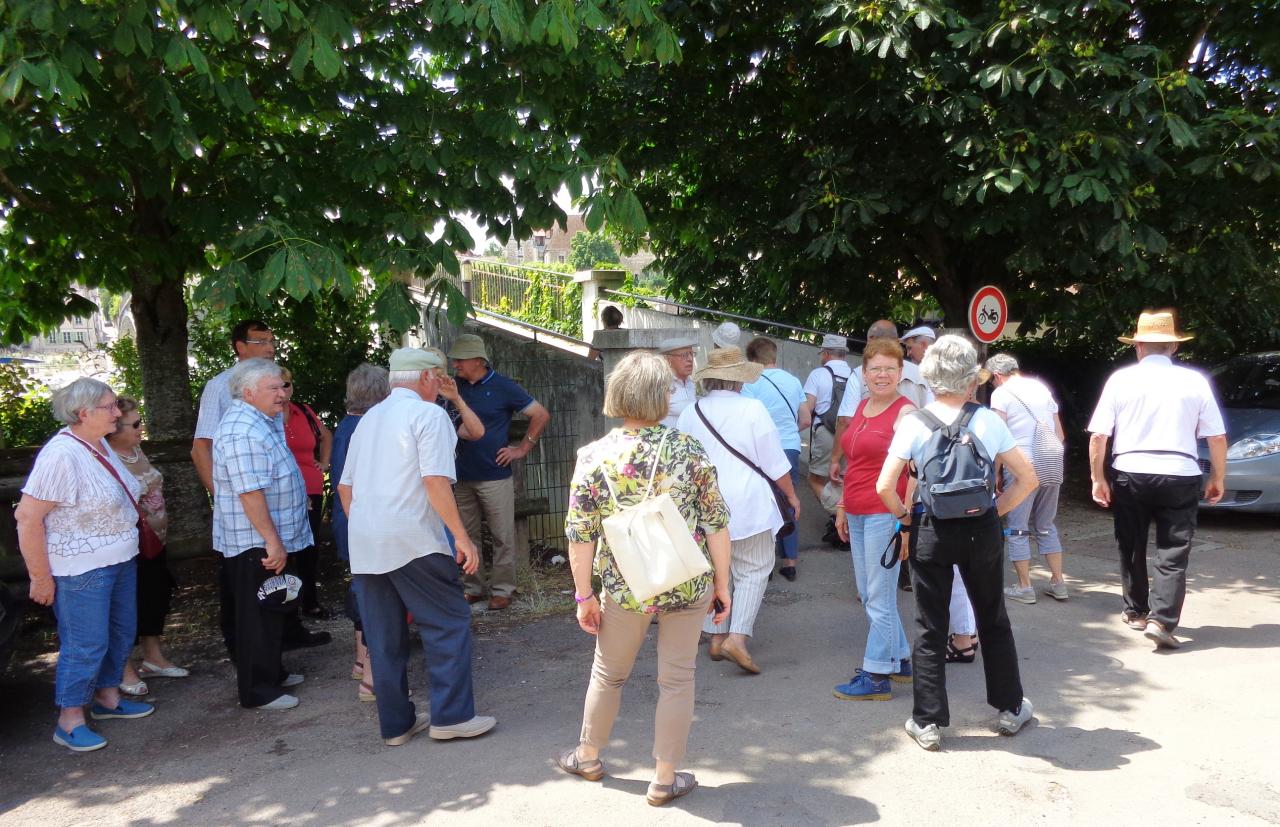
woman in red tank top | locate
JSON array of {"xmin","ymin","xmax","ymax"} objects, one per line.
[{"xmin": 832, "ymin": 339, "xmax": 917, "ymax": 701}]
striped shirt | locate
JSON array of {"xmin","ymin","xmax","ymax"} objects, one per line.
[{"xmin": 212, "ymin": 400, "xmax": 313, "ymax": 557}]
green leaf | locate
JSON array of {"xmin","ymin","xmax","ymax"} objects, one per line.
[
  {"xmin": 614, "ymin": 189, "xmax": 648, "ymax": 232},
  {"xmin": 993, "ymin": 176, "xmax": 1017, "ymax": 194},
  {"xmin": 915, "ymin": 12, "xmax": 931, "ymax": 30},
  {"xmin": 113, "ymin": 23, "xmax": 137, "ymax": 56},
  {"xmin": 1028, "ymin": 72, "xmax": 1045, "ymax": 96},
  {"xmin": 311, "ymin": 35, "xmax": 342, "ymax": 80},
  {"xmin": 289, "ymin": 34, "xmax": 313, "ymax": 79},
  {"xmin": 0, "ymin": 69, "xmax": 22, "ymax": 102},
  {"xmin": 372, "ymin": 282, "xmax": 420, "ymax": 333},
  {"xmin": 1165, "ymin": 114, "xmax": 1197, "ymax": 149},
  {"xmin": 163, "ymin": 35, "xmax": 189, "ymax": 71},
  {"xmin": 283, "ymin": 247, "xmax": 314, "ymax": 299},
  {"xmin": 260, "ymin": 247, "xmax": 288, "ymax": 295}
]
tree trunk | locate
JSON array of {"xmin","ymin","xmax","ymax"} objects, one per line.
[{"xmin": 130, "ymin": 271, "xmax": 211, "ymax": 548}]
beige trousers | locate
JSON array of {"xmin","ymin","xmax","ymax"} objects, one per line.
[
  {"xmin": 456, "ymin": 478, "xmax": 519, "ymax": 598},
  {"xmin": 579, "ymin": 592, "xmax": 712, "ymax": 764}
]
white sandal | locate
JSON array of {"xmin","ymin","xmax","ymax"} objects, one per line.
[
  {"xmin": 119, "ymin": 679, "xmax": 149, "ymax": 696},
  {"xmin": 139, "ymin": 661, "xmax": 190, "ymax": 679}
]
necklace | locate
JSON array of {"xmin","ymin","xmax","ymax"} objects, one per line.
[{"xmin": 119, "ymin": 447, "xmax": 142, "ymax": 464}]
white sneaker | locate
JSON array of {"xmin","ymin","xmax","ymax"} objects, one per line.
[
  {"xmin": 256, "ymin": 694, "xmax": 299, "ymax": 711},
  {"xmin": 280, "ymin": 673, "xmax": 305, "ymax": 688},
  {"xmin": 997, "ymin": 698, "xmax": 1034, "ymax": 735},
  {"xmin": 1003, "ymin": 585, "xmax": 1036, "ymax": 604},
  {"xmin": 429, "ymin": 715, "xmax": 497, "ymax": 740},
  {"xmin": 385, "ymin": 712, "xmax": 431, "ymax": 746},
  {"xmin": 905, "ymin": 718, "xmax": 942, "ymax": 751}
]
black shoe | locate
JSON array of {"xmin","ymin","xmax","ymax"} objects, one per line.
[
  {"xmin": 779, "ymin": 566, "xmax": 797, "ymax": 582},
  {"xmin": 282, "ymin": 630, "xmax": 332, "ymax": 651}
]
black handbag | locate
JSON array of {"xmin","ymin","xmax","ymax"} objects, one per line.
[{"xmin": 694, "ymin": 403, "xmax": 797, "ymax": 538}]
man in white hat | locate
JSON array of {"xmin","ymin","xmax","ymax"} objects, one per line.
[
  {"xmin": 338, "ymin": 347, "xmax": 497, "ymax": 745},
  {"xmin": 1087, "ymin": 310, "xmax": 1227, "ymax": 650},
  {"xmin": 658, "ymin": 335, "xmax": 699, "ymax": 428},
  {"xmin": 900, "ymin": 325, "xmax": 937, "ymax": 365},
  {"xmin": 711, "ymin": 321, "xmax": 742, "ymax": 350},
  {"xmin": 799, "ymin": 334, "xmax": 852, "ymax": 502}
]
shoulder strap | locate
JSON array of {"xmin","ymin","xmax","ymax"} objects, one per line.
[
  {"xmin": 694, "ymin": 402, "xmax": 773, "ymax": 484},
  {"xmin": 60, "ymin": 433, "xmax": 146, "ymax": 521},
  {"xmin": 297, "ymin": 402, "xmax": 322, "ymax": 444},
  {"xmin": 1004, "ymin": 388, "xmax": 1046, "ymax": 427},
  {"xmin": 598, "ymin": 429, "xmax": 670, "ymax": 508},
  {"xmin": 911, "ymin": 408, "xmax": 947, "ymax": 432},
  {"xmin": 760, "ymin": 372, "xmax": 797, "ymax": 421}
]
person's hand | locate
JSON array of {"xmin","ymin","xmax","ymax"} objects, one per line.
[
  {"xmin": 576, "ymin": 596, "xmax": 601, "ymax": 635},
  {"xmin": 1091, "ymin": 479, "xmax": 1111, "ymax": 509},
  {"xmin": 829, "ymin": 459, "xmax": 842, "ymax": 483},
  {"xmin": 788, "ymin": 493, "xmax": 801, "ymax": 520},
  {"xmin": 835, "ymin": 510, "xmax": 849, "ymax": 542},
  {"xmin": 1204, "ymin": 476, "xmax": 1225, "ymax": 505},
  {"xmin": 709, "ymin": 583, "xmax": 731, "ymax": 625},
  {"xmin": 454, "ymin": 533, "xmax": 480, "ymax": 575},
  {"xmin": 262, "ymin": 540, "xmax": 287, "ymax": 574},
  {"xmin": 495, "ymin": 442, "xmax": 531, "ymax": 467},
  {"xmin": 437, "ymin": 375, "xmax": 461, "ymax": 403},
  {"xmin": 29, "ymin": 574, "xmax": 54, "ymax": 606}
]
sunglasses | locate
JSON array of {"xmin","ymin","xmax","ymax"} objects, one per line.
[
  {"xmin": 119, "ymin": 420, "xmax": 143, "ymax": 430},
  {"xmin": 282, "ymin": 381, "xmax": 293, "ymax": 388}
]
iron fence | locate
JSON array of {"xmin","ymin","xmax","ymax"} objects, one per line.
[{"xmin": 470, "ymin": 261, "xmax": 582, "ymax": 338}]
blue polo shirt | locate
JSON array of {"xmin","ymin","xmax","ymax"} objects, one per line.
[{"xmin": 455, "ymin": 368, "xmax": 536, "ymax": 482}]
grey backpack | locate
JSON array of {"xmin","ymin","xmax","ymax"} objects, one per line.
[{"xmin": 912, "ymin": 403, "xmax": 996, "ymax": 520}]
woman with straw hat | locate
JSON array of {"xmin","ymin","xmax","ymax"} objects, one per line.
[{"xmin": 677, "ymin": 346, "xmax": 800, "ymax": 674}]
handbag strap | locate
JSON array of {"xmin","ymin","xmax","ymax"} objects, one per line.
[
  {"xmin": 1005, "ymin": 387, "xmax": 1049, "ymax": 428},
  {"xmin": 61, "ymin": 432, "xmax": 146, "ymax": 522},
  {"xmin": 694, "ymin": 402, "xmax": 775, "ymax": 487},
  {"xmin": 599, "ymin": 429, "xmax": 670, "ymax": 510},
  {"xmin": 760, "ymin": 372, "xmax": 797, "ymax": 421}
]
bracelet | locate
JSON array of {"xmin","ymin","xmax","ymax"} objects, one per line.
[
  {"xmin": 574, "ymin": 592, "xmax": 596, "ymax": 604},
  {"xmin": 897, "ymin": 511, "xmax": 909, "ymax": 520},
  {"xmin": 524, "ymin": 435, "xmax": 538, "ymax": 445}
]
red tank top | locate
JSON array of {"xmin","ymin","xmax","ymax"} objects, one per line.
[{"xmin": 841, "ymin": 395, "xmax": 911, "ymax": 515}]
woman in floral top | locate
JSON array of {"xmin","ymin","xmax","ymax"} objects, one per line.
[{"xmin": 557, "ymin": 351, "xmax": 731, "ymax": 808}]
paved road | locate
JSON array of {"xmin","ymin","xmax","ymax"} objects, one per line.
[{"xmin": 1, "ymin": 497, "xmax": 1277, "ymax": 826}]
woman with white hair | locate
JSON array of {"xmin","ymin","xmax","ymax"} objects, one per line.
[
  {"xmin": 877, "ymin": 335, "xmax": 1039, "ymax": 751},
  {"xmin": 15, "ymin": 378, "xmax": 155, "ymax": 752}
]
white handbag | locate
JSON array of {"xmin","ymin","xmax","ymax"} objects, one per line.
[{"xmin": 599, "ymin": 430, "xmax": 712, "ymax": 603}]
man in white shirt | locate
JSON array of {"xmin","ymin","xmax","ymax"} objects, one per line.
[
  {"xmin": 658, "ymin": 335, "xmax": 699, "ymax": 428},
  {"xmin": 1087, "ymin": 310, "xmax": 1227, "ymax": 650},
  {"xmin": 338, "ymin": 347, "xmax": 497, "ymax": 745},
  {"xmin": 799, "ymin": 334, "xmax": 852, "ymax": 501},
  {"xmin": 900, "ymin": 325, "xmax": 937, "ymax": 366}
]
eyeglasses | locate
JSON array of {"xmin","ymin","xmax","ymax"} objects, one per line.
[
  {"xmin": 866, "ymin": 366, "xmax": 900, "ymax": 375},
  {"xmin": 281, "ymin": 381, "xmax": 293, "ymax": 388},
  {"xmin": 668, "ymin": 350, "xmax": 695, "ymax": 359},
  {"xmin": 243, "ymin": 338, "xmax": 276, "ymax": 346},
  {"xmin": 94, "ymin": 402, "xmax": 121, "ymax": 412}
]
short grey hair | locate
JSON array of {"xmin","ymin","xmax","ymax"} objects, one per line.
[
  {"xmin": 1140, "ymin": 341, "xmax": 1178, "ymax": 356},
  {"xmin": 51, "ymin": 377, "xmax": 114, "ymax": 425},
  {"xmin": 345, "ymin": 363, "xmax": 390, "ymax": 414},
  {"xmin": 388, "ymin": 370, "xmax": 423, "ymax": 387},
  {"xmin": 229, "ymin": 357, "xmax": 283, "ymax": 400},
  {"xmin": 920, "ymin": 334, "xmax": 981, "ymax": 397},
  {"xmin": 603, "ymin": 351, "xmax": 669, "ymax": 422},
  {"xmin": 823, "ymin": 347, "xmax": 850, "ymax": 360},
  {"xmin": 701, "ymin": 378, "xmax": 743, "ymax": 393},
  {"xmin": 985, "ymin": 353, "xmax": 1020, "ymax": 376},
  {"xmin": 867, "ymin": 320, "xmax": 898, "ymax": 340}
]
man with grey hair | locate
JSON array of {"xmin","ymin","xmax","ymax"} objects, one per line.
[
  {"xmin": 339, "ymin": 348, "xmax": 496, "ymax": 745},
  {"xmin": 212, "ymin": 358, "xmax": 313, "ymax": 710},
  {"xmin": 900, "ymin": 325, "xmax": 937, "ymax": 365},
  {"xmin": 799, "ymin": 334, "xmax": 852, "ymax": 502},
  {"xmin": 1087, "ymin": 310, "xmax": 1226, "ymax": 649}
]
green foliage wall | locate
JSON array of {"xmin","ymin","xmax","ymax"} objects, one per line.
[{"xmin": 0, "ymin": 364, "xmax": 59, "ymax": 448}]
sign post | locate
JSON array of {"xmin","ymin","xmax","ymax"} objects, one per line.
[{"xmin": 968, "ymin": 285, "xmax": 1008, "ymax": 344}]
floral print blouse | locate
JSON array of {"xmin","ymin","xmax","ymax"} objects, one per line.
[{"xmin": 566, "ymin": 425, "xmax": 729, "ymax": 613}]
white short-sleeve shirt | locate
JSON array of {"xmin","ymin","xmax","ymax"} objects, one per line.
[
  {"xmin": 838, "ymin": 361, "xmax": 934, "ymax": 417},
  {"xmin": 194, "ymin": 367, "xmax": 235, "ymax": 440},
  {"xmin": 889, "ymin": 403, "xmax": 1018, "ymax": 468},
  {"xmin": 802, "ymin": 359, "xmax": 852, "ymax": 416},
  {"xmin": 1087, "ymin": 354, "xmax": 1226, "ymax": 476},
  {"xmin": 676, "ymin": 391, "xmax": 793, "ymax": 540},
  {"xmin": 662, "ymin": 376, "xmax": 698, "ymax": 429},
  {"xmin": 990, "ymin": 374, "xmax": 1060, "ymax": 456},
  {"xmin": 22, "ymin": 430, "xmax": 142, "ymax": 577},
  {"xmin": 340, "ymin": 387, "xmax": 459, "ymax": 575}
]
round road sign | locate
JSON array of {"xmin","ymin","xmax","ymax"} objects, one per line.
[{"xmin": 968, "ymin": 285, "xmax": 1008, "ymax": 343}]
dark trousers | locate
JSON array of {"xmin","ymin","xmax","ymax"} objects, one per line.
[
  {"xmin": 776, "ymin": 449, "xmax": 801, "ymax": 561},
  {"xmin": 1112, "ymin": 471, "xmax": 1201, "ymax": 631},
  {"xmin": 294, "ymin": 494, "xmax": 325, "ymax": 612},
  {"xmin": 219, "ymin": 550, "xmax": 289, "ymax": 708},
  {"xmin": 136, "ymin": 551, "xmax": 174, "ymax": 638},
  {"xmin": 909, "ymin": 510, "xmax": 1023, "ymax": 727},
  {"xmin": 221, "ymin": 564, "xmax": 309, "ymax": 653},
  {"xmin": 353, "ymin": 553, "xmax": 476, "ymax": 739}
]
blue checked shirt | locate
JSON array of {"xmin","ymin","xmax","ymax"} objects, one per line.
[{"xmin": 212, "ymin": 400, "xmax": 313, "ymax": 557}]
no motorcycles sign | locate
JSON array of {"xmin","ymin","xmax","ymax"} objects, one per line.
[{"xmin": 968, "ymin": 285, "xmax": 1008, "ymax": 344}]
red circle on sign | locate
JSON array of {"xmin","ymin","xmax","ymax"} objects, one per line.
[{"xmin": 968, "ymin": 286, "xmax": 1008, "ymax": 344}]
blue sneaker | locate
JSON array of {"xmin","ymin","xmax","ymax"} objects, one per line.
[
  {"xmin": 89, "ymin": 699, "xmax": 155, "ymax": 720},
  {"xmin": 833, "ymin": 670, "xmax": 891, "ymax": 701},
  {"xmin": 53, "ymin": 724, "xmax": 108, "ymax": 752},
  {"xmin": 891, "ymin": 659, "xmax": 913, "ymax": 684}
]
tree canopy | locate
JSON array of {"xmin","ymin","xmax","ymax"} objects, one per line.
[
  {"xmin": 0, "ymin": 0, "xmax": 674, "ymax": 436},
  {"xmin": 578, "ymin": 0, "xmax": 1280, "ymax": 356},
  {"xmin": 567, "ymin": 229, "xmax": 620, "ymax": 270}
]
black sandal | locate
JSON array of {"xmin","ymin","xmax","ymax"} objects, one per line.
[{"xmin": 946, "ymin": 635, "xmax": 978, "ymax": 664}]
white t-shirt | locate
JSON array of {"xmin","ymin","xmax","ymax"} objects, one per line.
[
  {"xmin": 22, "ymin": 430, "xmax": 142, "ymax": 577},
  {"xmin": 802, "ymin": 359, "xmax": 852, "ymax": 416},
  {"xmin": 194, "ymin": 366, "xmax": 235, "ymax": 440},
  {"xmin": 340, "ymin": 387, "xmax": 459, "ymax": 575},
  {"xmin": 1087, "ymin": 354, "xmax": 1226, "ymax": 476},
  {"xmin": 662, "ymin": 376, "xmax": 698, "ymax": 429},
  {"xmin": 889, "ymin": 403, "xmax": 1017, "ymax": 469},
  {"xmin": 676, "ymin": 391, "xmax": 793, "ymax": 540},
  {"xmin": 990, "ymin": 375, "xmax": 1060, "ymax": 456},
  {"xmin": 838, "ymin": 361, "xmax": 933, "ymax": 417}
]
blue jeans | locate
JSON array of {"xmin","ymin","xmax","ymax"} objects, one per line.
[
  {"xmin": 846, "ymin": 513, "xmax": 911, "ymax": 674},
  {"xmin": 776, "ymin": 449, "xmax": 801, "ymax": 561},
  {"xmin": 53, "ymin": 559, "xmax": 137, "ymax": 708}
]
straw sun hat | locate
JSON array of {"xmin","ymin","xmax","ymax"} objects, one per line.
[
  {"xmin": 1118, "ymin": 310, "xmax": 1194, "ymax": 345},
  {"xmin": 693, "ymin": 346, "xmax": 763, "ymax": 384}
]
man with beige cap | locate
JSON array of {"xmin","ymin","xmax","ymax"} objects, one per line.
[
  {"xmin": 1087, "ymin": 310, "xmax": 1226, "ymax": 650},
  {"xmin": 658, "ymin": 335, "xmax": 699, "ymax": 428},
  {"xmin": 447, "ymin": 333, "xmax": 551, "ymax": 610},
  {"xmin": 338, "ymin": 347, "xmax": 496, "ymax": 745}
]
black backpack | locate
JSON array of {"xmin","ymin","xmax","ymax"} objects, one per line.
[
  {"xmin": 819, "ymin": 365, "xmax": 848, "ymax": 433},
  {"xmin": 912, "ymin": 402, "xmax": 996, "ymax": 520}
]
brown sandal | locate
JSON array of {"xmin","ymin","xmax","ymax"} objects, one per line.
[
  {"xmin": 556, "ymin": 747, "xmax": 605, "ymax": 782},
  {"xmin": 647, "ymin": 771, "xmax": 697, "ymax": 806}
]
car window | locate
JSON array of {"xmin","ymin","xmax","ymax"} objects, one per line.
[{"xmin": 1212, "ymin": 354, "xmax": 1280, "ymax": 409}]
